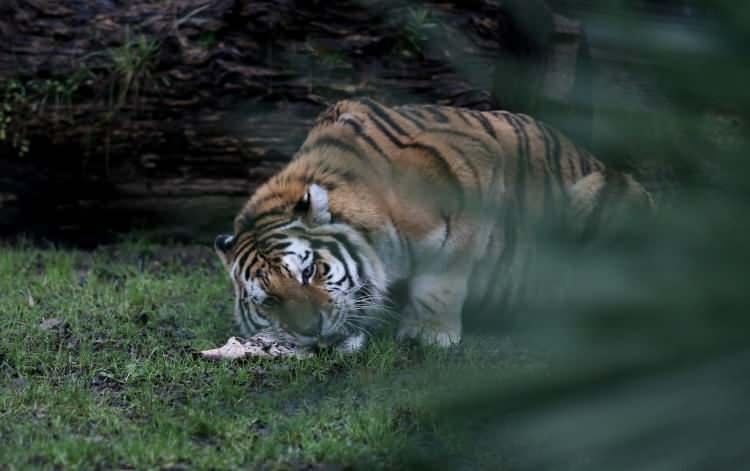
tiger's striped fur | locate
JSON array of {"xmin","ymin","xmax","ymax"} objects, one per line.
[{"xmin": 215, "ymin": 98, "xmax": 653, "ymax": 351}]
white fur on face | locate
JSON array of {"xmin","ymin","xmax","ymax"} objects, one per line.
[
  {"xmin": 279, "ymin": 237, "xmax": 315, "ymax": 284},
  {"xmin": 316, "ymin": 247, "xmax": 355, "ymax": 295}
]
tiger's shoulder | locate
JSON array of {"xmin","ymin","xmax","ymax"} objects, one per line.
[
  {"xmin": 238, "ymin": 98, "xmax": 650, "ymax": 234},
  {"xmin": 309, "ymin": 98, "xmax": 604, "ymax": 181}
]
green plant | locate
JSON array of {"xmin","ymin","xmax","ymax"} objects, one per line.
[
  {"xmin": 0, "ymin": 79, "xmax": 28, "ymax": 156},
  {"xmin": 0, "ymin": 72, "xmax": 88, "ymax": 157},
  {"xmin": 398, "ymin": 6, "xmax": 439, "ymax": 56},
  {"xmin": 108, "ymin": 28, "xmax": 160, "ymax": 110}
]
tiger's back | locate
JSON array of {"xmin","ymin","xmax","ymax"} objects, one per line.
[{"xmin": 217, "ymin": 98, "xmax": 653, "ymax": 350}]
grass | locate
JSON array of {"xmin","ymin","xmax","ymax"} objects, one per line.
[{"xmin": 0, "ymin": 239, "xmax": 540, "ymax": 470}]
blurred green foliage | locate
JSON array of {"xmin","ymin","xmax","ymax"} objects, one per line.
[
  {"xmin": 0, "ymin": 73, "xmax": 88, "ymax": 157},
  {"xmin": 402, "ymin": 1, "xmax": 750, "ymax": 469}
]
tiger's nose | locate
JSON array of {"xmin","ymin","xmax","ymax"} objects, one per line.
[{"xmin": 279, "ymin": 299, "xmax": 322, "ymax": 336}]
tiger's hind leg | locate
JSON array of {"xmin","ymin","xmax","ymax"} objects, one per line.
[
  {"xmin": 396, "ymin": 272, "xmax": 466, "ymax": 347},
  {"xmin": 568, "ymin": 170, "xmax": 655, "ymax": 243}
]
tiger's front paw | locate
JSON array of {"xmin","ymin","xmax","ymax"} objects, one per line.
[
  {"xmin": 335, "ymin": 332, "xmax": 367, "ymax": 354},
  {"xmin": 396, "ymin": 322, "xmax": 461, "ymax": 348}
]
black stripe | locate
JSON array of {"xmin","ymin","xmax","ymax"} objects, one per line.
[
  {"xmin": 515, "ymin": 115, "xmax": 532, "ymax": 173},
  {"xmin": 339, "ymin": 114, "xmax": 392, "ymax": 164},
  {"xmin": 535, "ymin": 121, "xmax": 556, "ymax": 219},
  {"xmin": 395, "ymin": 108, "xmax": 426, "ymax": 131},
  {"xmin": 266, "ymin": 240, "xmax": 293, "ymax": 252},
  {"xmin": 368, "ymin": 113, "xmax": 409, "ymax": 150},
  {"xmin": 307, "ymin": 230, "xmax": 369, "ymax": 288},
  {"xmin": 424, "ymin": 128, "xmax": 487, "ymax": 194},
  {"xmin": 310, "ymin": 238, "xmax": 354, "ymax": 287},
  {"xmin": 516, "ymin": 114, "xmax": 532, "ymax": 124},
  {"xmin": 238, "ymin": 300, "xmax": 254, "ymax": 333},
  {"xmin": 298, "ymin": 136, "xmax": 376, "ymax": 168},
  {"xmin": 404, "ymin": 142, "xmax": 464, "ymax": 204},
  {"xmin": 236, "ymin": 248, "xmax": 256, "ymax": 276},
  {"xmin": 321, "ymin": 167, "xmax": 361, "ymax": 184},
  {"xmin": 333, "ymin": 272, "xmax": 351, "ymax": 287},
  {"xmin": 256, "ymin": 217, "xmax": 295, "ymax": 234},
  {"xmin": 447, "ymin": 143, "xmax": 482, "ymax": 193},
  {"xmin": 426, "ymin": 127, "xmax": 496, "ymax": 156},
  {"xmin": 250, "ymin": 192, "xmax": 288, "ymax": 212},
  {"xmin": 242, "ymin": 210, "xmax": 285, "ymax": 231},
  {"xmin": 455, "ymin": 109, "xmax": 474, "ymax": 126},
  {"xmin": 274, "ymin": 263, "xmax": 292, "ymax": 277},
  {"xmin": 258, "ymin": 232, "xmax": 291, "ymax": 246},
  {"xmin": 535, "ymin": 120, "xmax": 553, "ymax": 175},
  {"xmin": 469, "ymin": 111, "xmax": 497, "ymax": 139},
  {"xmin": 565, "ymin": 148, "xmax": 577, "ymax": 181},
  {"xmin": 408, "ymin": 108, "xmax": 429, "ymax": 121},
  {"xmin": 326, "ymin": 232, "xmax": 366, "ymax": 283},
  {"xmin": 441, "ymin": 212, "xmax": 451, "ymax": 248},
  {"xmin": 540, "ymin": 123, "xmax": 565, "ymax": 199},
  {"xmin": 358, "ymin": 98, "xmax": 410, "ymax": 137},
  {"xmin": 244, "ymin": 258, "xmax": 261, "ymax": 280},
  {"xmin": 232, "ymin": 233, "xmax": 256, "ymax": 256},
  {"xmin": 502, "ymin": 113, "xmax": 527, "ymax": 213},
  {"xmin": 576, "ymin": 144, "xmax": 591, "ymax": 176},
  {"xmin": 417, "ymin": 299, "xmax": 437, "ymax": 314},
  {"xmin": 421, "ymin": 105, "xmax": 450, "ymax": 123},
  {"xmin": 515, "ymin": 116, "xmax": 533, "ymax": 225}
]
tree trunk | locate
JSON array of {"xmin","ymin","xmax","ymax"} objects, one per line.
[{"xmin": 0, "ymin": 0, "xmax": 590, "ymax": 245}]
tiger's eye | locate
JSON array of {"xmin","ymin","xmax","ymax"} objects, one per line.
[
  {"xmin": 264, "ymin": 297, "xmax": 279, "ymax": 308},
  {"xmin": 302, "ymin": 264, "xmax": 315, "ymax": 283}
]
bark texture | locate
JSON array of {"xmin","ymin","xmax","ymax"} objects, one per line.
[{"xmin": 0, "ymin": 0, "xmax": 590, "ymax": 244}]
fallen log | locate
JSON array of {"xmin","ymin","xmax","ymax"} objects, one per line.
[{"xmin": 0, "ymin": 0, "xmax": 591, "ymax": 244}]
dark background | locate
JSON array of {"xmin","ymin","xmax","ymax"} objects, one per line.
[{"xmin": 0, "ymin": 0, "xmax": 703, "ymax": 246}]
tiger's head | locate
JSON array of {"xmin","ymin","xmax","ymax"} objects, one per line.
[{"xmin": 214, "ymin": 184, "xmax": 387, "ymax": 352}]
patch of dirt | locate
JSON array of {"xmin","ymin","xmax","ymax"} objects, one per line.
[
  {"xmin": 155, "ymin": 315, "xmax": 196, "ymax": 342},
  {"xmin": 37, "ymin": 317, "xmax": 82, "ymax": 353},
  {"xmin": 69, "ymin": 244, "xmax": 218, "ymax": 286},
  {"xmin": 39, "ymin": 317, "xmax": 67, "ymax": 332},
  {"xmin": 90, "ymin": 371, "xmax": 125, "ymax": 394},
  {"xmin": 89, "ymin": 371, "xmax": 132, "ymax": 411},
  {"xmin": 98, "ymin": 245, "xmax": 217, "ymax": 273}
]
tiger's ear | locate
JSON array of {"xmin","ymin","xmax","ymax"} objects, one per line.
[
  {"xmin": 295, "ymin": 184, "xmax": 331, "ymax": 225},
  {"xmin": 214, "ymin": 234, "xmax": 234, "ymax": 268}
]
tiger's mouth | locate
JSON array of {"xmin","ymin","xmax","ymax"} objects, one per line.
[
  {"xmin": 285, "ymin": 324, "xmax": 352, "ymax": 348},
  {"xmin": 269, "ymin": 282, "xmax": 386, "ymax": 352},
  {"xmin": 282, "ymin": 310, "xmax": 373, "ymax": 353}
]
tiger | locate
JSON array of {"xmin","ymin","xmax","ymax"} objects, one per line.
[{"xmin": 214, "ymin": 97, "xmax": 653, "ymax": 353}]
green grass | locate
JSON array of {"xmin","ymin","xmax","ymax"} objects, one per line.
[{"xmin": 0, "ymin": 240, "xmax": 539, "ymax": 470}]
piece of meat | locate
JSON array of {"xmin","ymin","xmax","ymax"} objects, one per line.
[{"xmin": 200, "ymin": 333, "xmax": 310, "ymax": 360}]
